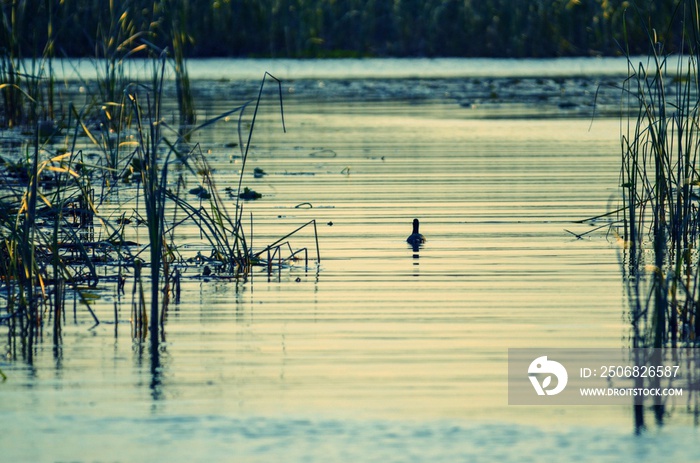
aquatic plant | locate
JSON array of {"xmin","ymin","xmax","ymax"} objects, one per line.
[
  {"xmin": 91, "ymin": 0, "xmax": 151, "ymax": 134},
  {"xmin": 127, "ymin": 56, "xmax": 170, "ymax": 351},
  {"xmin": 602, "ymin": 0, "xmax": 700, "ymax": 435},
  {"xmin": 615, "ymin": 1, "xmax": 700, "ymax": 350},
  {"xmin": 0, "ymin": 67, "xmax": 316, "ymax": 358},
  {"xmin": 162, "ymin": 0, "xmax": 197, "ymax": 128},
  {"xmin": 254, "ymin": 219, "xmax": 321, "ymax": 272},
  {"xmin": 0, "ymin": 119, "xmax": 103, "ymax": 357},
  {"xmin": 0, "ymin": 0, "xmax": 690, "ymax": 59},
  {"xmin": 0, "ymin": 1, "xmax": 324, "ymax": 366},
  {"xmin": 0, "ymin": 0, "xmax": 58, "ymax": 127},
  {"xmin": 597, "ymin": 0, "xmax": 700, "ymax": 431}
]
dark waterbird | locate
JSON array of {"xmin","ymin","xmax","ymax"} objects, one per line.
[{"xmin": 406, "ymin": 219, "xmax": 425, "ymax": 248}]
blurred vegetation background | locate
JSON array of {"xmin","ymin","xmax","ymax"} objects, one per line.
[{"xmin": 0, "ymin": 0, "xmax": 692, "ymax": 59}]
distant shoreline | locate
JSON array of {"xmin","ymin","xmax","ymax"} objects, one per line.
[{"xmin": 32, "ymin": 56, "xmax": 651, "ymax": 82}]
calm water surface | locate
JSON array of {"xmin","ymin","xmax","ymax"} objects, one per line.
[{"xmin": 2, "ymin": 60, "xmax": 699, "ymax": 462}]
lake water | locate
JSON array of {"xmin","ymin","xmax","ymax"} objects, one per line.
[{"xmin": 2, "ymin": 58, "xmax": 700, "ymax": 462}]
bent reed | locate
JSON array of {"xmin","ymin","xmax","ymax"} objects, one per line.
[{"xmin": 0, "ymin": 4, "xmax": 320, "ymax": 356}]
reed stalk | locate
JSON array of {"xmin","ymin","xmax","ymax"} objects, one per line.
[
  {"xmin": 0, "ymin": 0, "xmax": 57, "ymax": 127},
  {"xmin": 0, "ymin": 2, "xmax": 323, "ymax": 361},
  {"xmin": 617, "ymin": 0, "xmax": 700, "ymax": 349},
  {"xmin": 0, "ymin": 96, "xmax": 107, "ymax": 353},
  {"xmin": 127, "ymin": 55, "xmax": 169, "ymax": 350},
  {"xmin": 163, "ymin": 0, "xmax": 197, "ymax": 129},
  {"xmin": 0, "ymin": 0, "xmax": 27, "ymax": 127}
]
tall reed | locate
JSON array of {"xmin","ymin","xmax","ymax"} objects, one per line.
[
  {"xmin": 618, "ymin": 2, "xmax": 700, "ymax": 350},
  {"xmin": 128, "ymin": 55, "xmax": 169, "ymax": 351},
  {"xmin": 0, "ymin": 0, "xmax": 58, "ymax": 127},
  {"xmin": 0, "ymin": 6, "xmax": 317, "ymax": 360},
  {"xmin": 0, "ymin": 119, "xmax": 102, "ymax": 355},
  {"xmin": 163, "ymin": 0, "xmax": 197, "ymax": 128},
  {"xmin": 93, "ymin": 0, "xmax": 149, "ymax": 132},
  {"xmin": 5, "ymin": 1, "xmax": 695, "ymax": 63}
]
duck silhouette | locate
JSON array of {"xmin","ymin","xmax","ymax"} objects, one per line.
[{"xmin": 406, "ymin": 218, "xmax": 426, "ymax": 248}]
